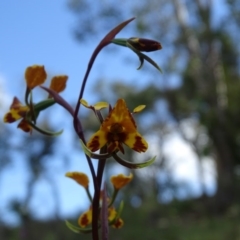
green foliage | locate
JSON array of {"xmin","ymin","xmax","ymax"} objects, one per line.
[
  {"xmin": 69, "ymin": 0, "xmax": 240, "ymax": 210},
  {"xmin": 2, "ymin": 200, "xmax": 240, "ymax": 240}
]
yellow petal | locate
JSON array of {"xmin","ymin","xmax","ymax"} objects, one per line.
[
  {"xmin": 101, "ymin": 99, "xmax": 137, "ymax": 133},
  {"xmin": 78, "ymin": 208, "xmax": 92, "ymax": 228},
  {"xmin": 80, "ymin": 99, "xmax": 109, "ymax": 110},
  {"xmin": 3, "ymin": 97, "xmax": 29, "ymax": 123},
  {"xmin": 25, "ymin": 65, "xmax": 47, "ymax": 89},
  {"xmin": 3, "ymin": 110, "xmax": 23, "ymax": 123},
  {"xmin": 133, "ymin": 105, "xmax": 146, "ymax": 113},
  {"xmin": 49, "ymin": 75, "xmax": 68, "ymax": 94},
  {"xmin": 108, "ymin": 207, "xmax": 117, "ymax": 221},
  {"xmin": 112, "ymin": 218, "xmax": 124, "ymax": 229},
  {"xmin": 65, "ymin": 172, "xmax": 89, "ymax": 188},
  {"xmin": 87, "ymin": 129, "xmax": 107, "ymax": 152},
  {"xmin": 124, "ymin": 132, "xmax": 148, "ymax": 152},
  {"xmin": 110, "ymin": 173, "xmax": 133, "ymax": 190},
  {"xmin": 110, "ymin": 99, "xmax": 133, "ymax": 123},
  {"xmin": 80, "ymin": 99, "xmax": 90, "ymax": 108},
  {"xmin": 93, "ymin": 102, "xmax": 109, "ymax": 110}
]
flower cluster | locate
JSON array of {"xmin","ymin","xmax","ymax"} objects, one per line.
[
  {"xmin": 3, "ymin": 18, "xmax": 162, "ymax": 239},
  {"xmin": 3, "ymin": 65, "xmax": 68, "ymax": 134},
  {"xmin": 65, "ymin": 171, "xmax": 133, "ymax": 232}
]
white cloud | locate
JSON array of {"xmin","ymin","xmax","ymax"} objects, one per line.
[{"xmin": 163, "ymin": 132, "xmax": 216, "ymax": 195}]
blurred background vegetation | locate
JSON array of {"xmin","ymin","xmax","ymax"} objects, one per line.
[{"xmin": 1, "ymin": 0, "xmax": 240, "ymax": 239}]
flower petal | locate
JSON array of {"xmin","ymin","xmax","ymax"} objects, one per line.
[
  {"xmin": 110, "ymin": 173, "xmax": 133, "ymax": 190},
  {"xmin": 93, "ymin": 102, "xmax": 109, "ymax": 110},
  {"xmin": 78, "ymin": 208, "xmax": 92, "ymax": 228},
  {"xmin": 80, "ymin": 99, "xmax": 90, "ymax": 108},
  {"xmin": 112, "ymin": 218, "xmax": 124, "ymax": 229},
  {"xmin": 80, "ymin": 99, "xmax": 109, "ymax": 111},
  {"xmin": 124, "ymin": 132, "xmax": 148, "ymax": 152},
  {"xmin": 10, "ymin": 97, "xmax": 22, "ymax": 109},
  {"xmin": 87, "ymin": 129, "xmax": 107, "ymax": 152},
  {"xmin": 17, "ymin": 119, "xmax": 32, "ymax": 133},
  {"xmin": 3, "ymin": 97, "xmax": 29, "ymax": 123},
  {"xmin": 3, "ymin": 110, "xmax": 22, "ymax": 123},
  {"xmin": 65, "ymin": 172, "xmax": 89, "ymax": 188},
  {"xmin": 49, "ymin": 75, "xmax": 68, "ymax": 94},
  {"xmin": 133, "ymin": 104, "xmax": 146, "ymax": 113},
  {"xmin": 101, "ymin": 99, "xmax": 137, "ymax": 134},
  {"xmin": 110, "ymin": 99, "xmax": 134, "ymax": 123},
  {"xmin": 4, "ymin": 96, "xmax": 47, "ymax": 134},
  {"xmin": 108, "ymin": 207, "xmax": 117, "ymax": 221},
  {"xmin": 25, "ymin": 65, "xmax": 47, "ymax": 89}
]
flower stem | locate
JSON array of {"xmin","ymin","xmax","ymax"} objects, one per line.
[{"xmin": 74, "ymin": 17, "xmax": 135, "ymax": 240}]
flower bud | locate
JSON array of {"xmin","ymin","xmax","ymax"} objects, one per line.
[{"xmin": 128, "ymin": 37, "xmax": 162, "ymax": 52}]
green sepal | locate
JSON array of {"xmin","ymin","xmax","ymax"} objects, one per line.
[
  {"xmin": 111, "ymin": 38, "xmax": 128, "ymax": 47},
  {"xmin": 112, "ymin": 153, "xmax": 156, "ymax": 169},
  {"xmin": 115, "ymin": 201, "xmax": 124, "ymax": 220},
  {"xmin": 126, "ymin": 42, "xmax": 163, "ymax": 73},
  {"xmin": 79, "ymin": 139, "xmax": 113, "ymax": 159},
  {"xmin": 108, "ymin": 189, "xmax": 119, "ymax": 207},
  {"xmin": 34, "ymin": 99, "xmax": 56, "ymax": 112},
  {"xmin": 28, "ymin": 91, "xmax": 38, "ymax": 124},
  {"xmin": 26, "ymin": 119, "xmax": 63, "ymax": 136},
  {"xmin": 65, "ymin": 221, "xmax": 93, "ymax": 234}
]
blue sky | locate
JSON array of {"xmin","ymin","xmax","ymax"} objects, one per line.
[
  {"xmin": 0, "ymin": 1, "xmax": 89, "ymax": 98},
  {"xmin": 0, "ymin": 0, "xmax": 218, "ymax": 226}
]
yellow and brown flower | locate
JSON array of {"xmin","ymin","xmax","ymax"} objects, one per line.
[
  {"xmin": 87, "ymin": 99, "xmax": 148, "ymax": 154},
  {"xmin": 3, "ymin": 97, "xmax": 32, "ymax": 132},
  {"xmin": 78, "ymin": 206, "xmax": 124, "ymax": 229}
]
